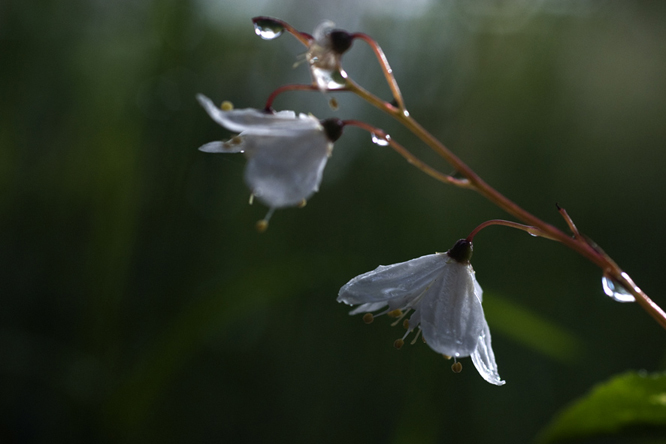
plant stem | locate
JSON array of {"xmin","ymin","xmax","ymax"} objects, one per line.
[
  {"xmin": 345, "ymin": 79, "xmax": 666, "ymax": 330},
  {"xmin": 351, "ymin": 33, "xmax": 406, "ymax": 112},
  {"xmin": 264, "ymin": 84, "xmax": 319, "ymax": 111},
  {"xmin": 343, "ymin": 120, "xmax": 471, "ymax": 188},
  {"xmin": 466, "ymin": 219, "xmax": 557, "ymax": 242}
]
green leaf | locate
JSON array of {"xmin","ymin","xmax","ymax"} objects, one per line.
[{"xmin": 539, "ymin": 371, "xmax": 666, "ymax": 443}]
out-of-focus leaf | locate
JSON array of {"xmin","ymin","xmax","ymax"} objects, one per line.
[
  {"xmin": 483, "ymin": 293, "xmax": 583, "ymax": 364},
  {"xmin": 538, "ymin": 371, "xmax": 666, "ymax": 443}
]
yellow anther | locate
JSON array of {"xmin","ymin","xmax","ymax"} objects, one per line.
[
  {"xmin": 221, "ymin": 101, "xmax": 233, "ymax": 111},
  {"xmin": 256, "ymin": 219, "xmax": 269, "ymax": 233},
  {"xmin": 230, "ymin": 136, "xmax": 242, "ymax": 145},
  {"xmin": 451, "ymin": 362, "xmax": 463, "ymax": 373},
  {"xmin": 387, "ymin": 309, "xmax": 403, "ymax": 318},
  {"xmin": 329, "ymin": 97, "xmax": 339, "ymax": 110},
  {"xmin": 393, "ymin": 339, "xmax": 404, "ymax": 350},
  {"xmin": 362, "ymin": 313, "xmax": 374, "ymax": 324},
  {"xmin": 402, "ymin": 319, "xmax": 409, "ymax": 329},
  {"xmin": 442, "ymin": 354, "xmax": 452, "ymax": 360},
  {"xmin": 298, "ymin": 199, "xmax": 307, "ymax": 208}
]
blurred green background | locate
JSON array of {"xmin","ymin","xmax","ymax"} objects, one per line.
[{"xmin": 2, "ymin": 0, "xmax": 666, "ymax": 442}]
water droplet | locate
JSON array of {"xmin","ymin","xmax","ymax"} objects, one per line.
[
  {"xmin": 371, "ymin": 133, "xmax": 390, "ymax": 146},
  {"xmin": 601, "ymin": 275, "xmax": 636, "ymax": 303},
  {"xmin": 253, "ymin": 20, "xmax": 284, "ymax": 40},
  {"xmin": 312, "ymin": 68, "xmax": 347, "ymax": 90}
]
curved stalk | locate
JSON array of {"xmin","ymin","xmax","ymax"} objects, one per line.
[
  {"xmin": 343, "ymin": 120, "xmax": 471, "ymax": 188},
  {"xmin": 344, "ymin": 79, "xmax": 666, "ymax": 330},
  {"xmin": 252, "ymin": 15, "xmax": 666, "ymax": 329},
  {"xmin": 351, "ymin": 33, "xmax": 406, "ymax": 112}
]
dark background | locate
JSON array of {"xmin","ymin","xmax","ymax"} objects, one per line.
[{"xmin": 2, "ymin": 0, "xmax": 666, "ymax": 442}]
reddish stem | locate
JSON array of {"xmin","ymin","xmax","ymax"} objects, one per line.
[
  {"xmin": 343, "ymin": 120, "xmax": 471, "ymax": 188},
  {"xmin": 264, "ymin": 84, "xmax": 320, "ymax": 111},
  {"xmin": 466, "ymin": 219, "xmax": 555, "ymax": 242},
  {"xmin": 352, "ymin": 33, "xmax": 406, "ymax": 112}
]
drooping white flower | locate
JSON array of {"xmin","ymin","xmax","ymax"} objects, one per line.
[
  {"xmin": 337, "ymin": 239, "xmax": 505, "ymax": 386},
  {"xmin": 196, "ymin": 94, "xmax": 343, "ymax": 210},
  {"xmin": 305, "ymin": 21, "xmax": 353, "ymax": 91}
]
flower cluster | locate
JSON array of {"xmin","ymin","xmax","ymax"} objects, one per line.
[{"xmin": 196, "ymin": 17, "xmax": 507, "ymax": 386}]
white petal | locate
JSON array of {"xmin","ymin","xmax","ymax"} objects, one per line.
[
  {"xmin": 196, "ymin": 94, "xmax": 320, "ymax": 136},
  {"xmin": 337, "ymin": 254, "xmax": 449, "ymax": 311},
  {"xmin": 349, "ymin": 301, "xmax": 387, "ymax": 315},
  {"xmin": 198, "ymin": 141, "xmax": 243, "ymax": 153},
  {"xmin": 313, "ymin": 20, "xmax": 335, "ymax": 42},
  {"xmin": 471, "ymin": 322, "xmax": 505, "ymax": 386},
  {"xmin": 418, "ymin": 263, "xmax": 485, "ymax": 358},
  {"xmin": 242, "ymin": 131, "xmax": 331, "ymax": 208}
]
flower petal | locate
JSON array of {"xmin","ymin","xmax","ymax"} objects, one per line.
[
  {"xmin": 337, "ymin": 253, "xmax": 449, "ymax": 312},
  {"xmin": 198, "ymin": 141, "xmax": 244, "ymax": 153},
  {"xmin": 196, "ymin": 94, "xmax": 321, "ymax": 136},
  {"xmin": 470, "ymin": 322, "xmax": 505, "ymax": 386},
  {"xmin": 313, "ymin": 20, "xmax": 335, "ymax": 42},
  {"xmin": 243, "ymin": 131, "xmax": 331, "ymax": 208},
  {"xmin": 349, "ymin": 301, "xmax": 387, "ymax": 315},
  {"xmin": 417, "ymin": 262, "xmax": 485, "ymax": 358}
]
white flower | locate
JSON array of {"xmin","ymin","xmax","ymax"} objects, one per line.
[
  {"xmin": 196, "ymin": 94, "xmax": 343, "ymax": 210},
  {"xmin": 305, "ymin": 21, "xmax": 353, "ymax": 91},
  {"xmin": 337, "ymin": 239, "xmax": 505, "ymax": 386}
]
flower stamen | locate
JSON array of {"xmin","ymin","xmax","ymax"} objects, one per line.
[
  {"xmin": 390, "ymin": 309, "xmax": 410, "ymax": 327},
  {"xmin": 255, "ymin": 219, "xmax": 269, "ymax": 233},
  {"xmin": 410, "ymin": 328, "xmax": 422, "ymax": 345},
  {"xmin": 256, "ymin": 208, "xmax": 275, "ymax": 233},
  {"xmin": 362, "ymin": 313, "xmax": 374, "ymax": 324}
]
